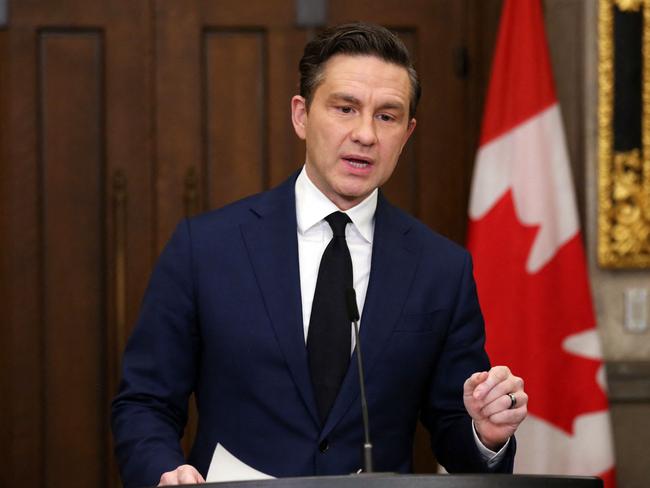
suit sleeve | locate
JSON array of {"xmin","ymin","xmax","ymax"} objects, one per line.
[
  {"xmin": 111, "ymin": 220, "xmax": 200, "ymax": 488},
  {"xmin": 420, "ymin": 251, "xmax": 516, "ymax": 473}
]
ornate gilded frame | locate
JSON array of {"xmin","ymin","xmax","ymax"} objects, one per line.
[{"xmin": 599, "ymin": 0, "xmax": 650, "ymax": 267}]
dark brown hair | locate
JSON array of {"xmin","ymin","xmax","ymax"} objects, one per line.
[{"xmin": 299, "ymin": 22, "xmax": 421, "ymax": 119}]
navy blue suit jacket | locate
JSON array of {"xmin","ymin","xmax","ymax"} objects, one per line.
[{"xmin": 111, "ymin": 173, "xmax": 515, "ymax": 488}]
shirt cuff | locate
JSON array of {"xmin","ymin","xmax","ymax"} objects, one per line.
[{"xmin": 471, "ymin": 420, "xmax": 510, "ymax": 469}]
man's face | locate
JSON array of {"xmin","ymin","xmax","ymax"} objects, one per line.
[{"xmin": 291, "ymin": 54, "xmax": 416, "ymax": 210}]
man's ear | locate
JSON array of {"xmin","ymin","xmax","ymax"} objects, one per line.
[
  {"xmin": 291, "ymin": 95, "xmax": 308, "ymax": 140},
  {"xmin": 401, "ymin": 118, "xmax": 417, "ymax": 149}
]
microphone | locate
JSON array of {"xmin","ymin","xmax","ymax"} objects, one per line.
[{"xmin": 345, "ymin": 288, "xmax": 373, "ymax": 473}]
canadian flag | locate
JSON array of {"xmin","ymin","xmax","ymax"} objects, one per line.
[{"xmin": 466, "ymin": 1, "xmax": 616, "ymax": 486}]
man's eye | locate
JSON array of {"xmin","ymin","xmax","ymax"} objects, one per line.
[
  {"xmin": 338, "ymin": 106, "xmax": 353, "ymax": 114},
  {"xmin": 378, "ymin": 114, "xmax": 395, "ymax": 122}
]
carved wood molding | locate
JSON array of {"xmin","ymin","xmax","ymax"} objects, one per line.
[
  {"xmin": 184, "ymin": 166, "xmax": 200, "ymax": 217},
  {"xmin": 615, "ymin": 0, "xmax": 644, "ymax": 12},
  {"xmin": 113, "ymin": 170, "xmax": 127, "ymax": 380},
  {"xmin": 599, "ymin": 0, "xmax": 650, "ymax": 268}
]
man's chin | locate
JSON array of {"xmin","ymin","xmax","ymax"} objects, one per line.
[{"xmin": 332, "ymin": 187, "xmax": 374, "ymax": 209}]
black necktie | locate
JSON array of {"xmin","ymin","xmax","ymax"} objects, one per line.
[{"xmin": 307, "ymin": 211, "xmax": 353, "ymax": 423}]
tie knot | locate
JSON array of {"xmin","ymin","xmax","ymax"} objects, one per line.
[{"xmin": 325, "ymin": 211, "xmax": 351, "ymax": 237}]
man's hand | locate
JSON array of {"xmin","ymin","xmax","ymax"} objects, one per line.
[
  {"xmin": 463, "ymin": 366, "xmax": 528, "ymax": 451},
  {"xmin": 158, "ymin": 464, "xmax": 205, "ymax": 486}
]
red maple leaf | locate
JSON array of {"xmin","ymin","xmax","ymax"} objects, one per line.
[{"xmin": 467, "ymin": 191, "xmax": 608, "ymax": 434}]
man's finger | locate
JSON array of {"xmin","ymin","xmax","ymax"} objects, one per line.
[
  {"xmin": 487, "ymin": 403, "xmax": 528, "ymax": 425},
  {"xmin": 158, "ymin": 471, "xmax": 178, "ymax": 486},
  {"xmin": 480, "ymin": 375, "xmax": 524, "ymax": 406},
  {"xmin": 473, "ymin": 366, "xmax": 511, "ymax": 399},
  {"xmin": 179, "ymin": 465, "xmax": 205, "ymax": 484},
  {"xmin": 158, "ymin": 465, "xmax": 204, "ymax": 486},
  {"xmin": 480, "ymin": 391, "xmax": 528, "ymax": 418},
  {"xmin": 178, "ymin": 469, "xmax": 199, "ymax": 484},
  {"xmin": 464, "ymin": 371, "xmax": 488, "ymax": 395}
]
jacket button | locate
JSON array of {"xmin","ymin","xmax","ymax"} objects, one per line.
[{"xmin": 318, "ymin": 439, "xmax": 329, "ymax": 452}]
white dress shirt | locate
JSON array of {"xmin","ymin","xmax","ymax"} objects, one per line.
[
  {"xmin": 294, "ymin": 166, "xmax": 507, "ymax": 466},
  {"xmin": 295, "ymin": 167, "xmax": 376, "ymax": 350}
]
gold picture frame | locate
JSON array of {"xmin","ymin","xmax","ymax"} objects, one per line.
[{"xmin": 598, "ymin": 0, "xmax": 650, "ymax": 268}]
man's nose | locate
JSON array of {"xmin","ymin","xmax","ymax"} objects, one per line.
[{"xmin": 351, "ymin": 115, "xmax": 378, "ymax": 146}]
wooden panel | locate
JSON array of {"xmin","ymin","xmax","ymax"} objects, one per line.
[
  {"xmin": 416, "ymin": 0, "xmax": 470, "ymax": 243},
  {"xmin": 466, "ymin": 0, "xmax": 503, "ymax": 178},
  {"xmin": 6, "ymin": 4, "xmax": 153, "ymax": 485},
  {"xmin": 267, "ymin": 27, "xmax": 308, "ymax": 186},
  {"xmin": 6, "ymin": 20, "xmax": 46, "ymax": 488},
  {"xmin": 204, "ymin": 30, "xmax": 266, "ymax": 208},
  {"xmin": 0, "ymin": 27, "xmax": 11, "ymax": 488},
  {"xmin": 544, "ymin": 0, "xmax": 586, "ymax": 226},
  {"xmin": 202, "ymin": 2, "xmax": 300, "ymax": 187},
  {"xmin": 6, "ymin": 2, "xmax": 150, "ymax": 488},
  {"xmin": 201, "ymin": 0, "xmax": 295, "ymax": 27},
  {"xmin": 381, "ymin": 29, "xmax": 418, "ymax": 216},
  {"xmin": 155, "ymin": 0, "xmax": 298, "ymax": 247},
  {"xmin": 39, "ymin": 30, "xmax": 106, "ymax": 488},
  {"xmin": 156, "ymin": 0, "xmax": 202, "ymax": 247}
]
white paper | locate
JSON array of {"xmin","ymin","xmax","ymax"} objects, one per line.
[{"xmin": 206, "ymin": 443, "xmax": 275, "ymax": 483}]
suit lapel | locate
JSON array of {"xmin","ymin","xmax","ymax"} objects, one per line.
[
  {"xmin": 321, "ymin": 194, "xmax": 421, "ymax": 439},
  {"xmin": 239, "ymin": 176, "xmax": 320, "ymax": 428},
  {"xmin": 240, "ymin": 181, "xmax": 421, "ymax": 436}
]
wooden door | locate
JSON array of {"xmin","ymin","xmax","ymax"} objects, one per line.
[
  {"xmin": 1, "ymin": 1, "xmax": 153, "ymax": 487},
  {"xmin": 155, "ymin": 0, "xmax": 308, "ymax": 248}
]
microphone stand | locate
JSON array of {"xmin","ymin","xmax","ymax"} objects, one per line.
[{"xmin": 346, "ymin": 289, "xmax": 373, "ymax": 473}]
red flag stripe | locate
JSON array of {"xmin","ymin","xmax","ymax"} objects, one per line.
[{"xmin": 479, "ymin": 0, "xmax": 556, "ymax": 146}]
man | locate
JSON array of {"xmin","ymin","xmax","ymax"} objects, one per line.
[{"xmin": 112, "ymin": 22, "xmax": 528, "ymax": 487}]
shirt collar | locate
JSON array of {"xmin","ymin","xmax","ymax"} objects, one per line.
[{"xmin": 295, "ymin": 166, "xmax": 377, "ymax": 243}]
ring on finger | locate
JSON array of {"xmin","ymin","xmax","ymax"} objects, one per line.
[{"xmin": 508, "ymin": 393, "xmax": 517, "ymax": 409}]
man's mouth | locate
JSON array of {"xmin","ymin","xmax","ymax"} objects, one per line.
[{"xmin": 343, "ymin": 156, "xmax": 373, "ymax": 169}]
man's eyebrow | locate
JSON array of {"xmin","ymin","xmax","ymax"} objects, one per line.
[
  {"xmin": 328, "ymin": 93, "xmax": 407, "ymax": 112},
  {"xmin": 328, "ymin": 92, "xmax": 361, "ymax": 105},
  {"xmin": 377, "ymin": 101, "xmax": 406, "ymax": 112}
]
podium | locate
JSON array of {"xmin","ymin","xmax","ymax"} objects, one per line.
[{"xmin": 183, "ymin": 474, "xmax": 602, "ymax": 488}]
